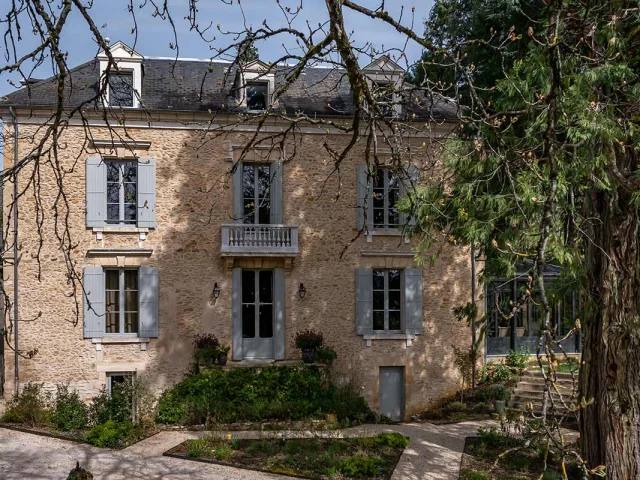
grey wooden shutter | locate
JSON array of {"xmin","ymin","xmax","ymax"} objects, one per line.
[
  {"xmin": 356, "ymin": 165, "xmax": 372, "ymax": 231},
  {"xmin": 83, "ymin": 267, "xmax": 105, "ymax": 338},
  {"xmin": 401, "ymin": 165, "xmax": 420, "ymax": 226},
  {"xmin": 404, "ymin": 268, "xmax": 423, "ymax": 334},
  {"xmin": 270, "ymin": 161, "xmax": 283, "ymax": 224},
  {"xmin": 233, "ymin": 162, "xmax": 244, "ymax": 223},
  {"xmin": 86, "ymin": 157, "xmax": 106, "ymax": 228},
  {"xmin": 355, "ymin": 267, "xmax": 373, "ymax": 335},
  {"xmin": 137, "ymin": 158, "xmax": 156, "ymax": 228},
  {"xmin": 138, "ymin": 266, "xmax": 159, "ymax": 338},
  {"xmin": 274, "ymin": 268, "xmax": 285, "ymax": 360},
  {"xmin": 232, "ymin": 268, "xmax": 243, "ymax": 360}
]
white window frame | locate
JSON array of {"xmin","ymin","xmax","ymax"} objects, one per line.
[
  {"xmin": 372, "ymin": 169, "xmax": 401, "ymax": 230},
  {"xmin": 107, "ymin": 70, "xmax": 135, "ymax": 108},
  {"xmin": 105, "ymin": 159, "xmax": 138, "ymax": 226},
  {"xmin": 372, "ymin": 269, "xmax": 404, "ymax": 333},
  {"xmin": 105, "ymin": 268, "xmax": 139, "ymax": 336}
]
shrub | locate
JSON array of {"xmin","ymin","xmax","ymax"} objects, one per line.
[
  {"xmin": 480, "ymin": 362, "xmax": 513, "ymax": 384},
  {"xmin": 373, "ymin": 432, "xmax": 409, "ymax": 449},
  {"xmin": 459, "ymin": 471, "xmax": 489, "ymax": 480},
  {"xmin": 505, "ymin": 346, "xmax": 530, "ymax": 373},
  {"xmin": 477, "ymin": 426, "xmax": 508, "ymax": 448},
  {"xmin": 67, "ymin": 462, "xmax": 93, "ymax": 480},
  {"xmin": 187, "ymin": 438, "xmax": 213, "ymax": 457},
  {"xmin": 193, "ymin": 333, "xmax": 220, "ymax": 350},
  {"xmin": 1, "ymin": 382, "xmax": 51, "ymax": 427},
  {"xmin": 316, "ymin": 345, "xmax": 338, "ymax": 365},
  {"xmin": 339, "ymin": 455, "xmax": 384, "ymax": 478},
  {"xmin": 215, "ymin": 444, "xmax": 232, "ymax": 460},
  {"xmin": 51, "ymin": 385, "xmax": 88, "ymax": 431},
  {"xmin": 443, "ymin": 401, "xmax": 468, "ymax": 414},
  {"xmin": 86, "ymin": 420, "xmax": 134, "ymax": 448},
  {"xmin": 89, "ymin": 383, "xmax": 132, "ymax": 426},
  {"xmin": 292, "ymin": 329, "xmax": 324, "ymax": 351},
  {"xmin": 489, "ymin": 384, "xmax": 511, "ymax": 402}
]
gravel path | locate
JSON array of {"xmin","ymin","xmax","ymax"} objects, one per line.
[{"xmin": 0, "ymin": 421, "xmax": 493, "ymax": 479}]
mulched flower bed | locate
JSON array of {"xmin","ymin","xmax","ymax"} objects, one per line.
[{"xmin": 165, "ymin": 432, "xmax": 409, "ymax": 479}]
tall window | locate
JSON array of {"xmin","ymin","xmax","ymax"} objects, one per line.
[
  {"xmin": 106, "ymin": 160, "xmax": 137, "ymax": 225},
  {"xmin": 242, "ymin": 270, "xmax": 274, "ymax": 339},
  {"xmin": 243, "ymin": 164, "xmax": 271, "ymax": 224},
  {"xmin": 373, "ymin": 169, "xmax": 400, "ymax": 229},
  {"xmin": 105, "ymin": 269, "xmax": 139, "ymax": 334},
  {"xmin": 246, "ymin": 82, "xmax": 268, "ymax": 110},
  {"xmin": 373, "ymin": 269, "xmax": 402, "ymax": 331},
  {"xmin": 109, "ymin": 72, "xmax": 134, "ymax": 107}
]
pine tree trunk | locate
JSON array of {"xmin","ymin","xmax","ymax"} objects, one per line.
[{"xmin": 580, "ymin": 154, "xmax": 640, "ymax": 478}]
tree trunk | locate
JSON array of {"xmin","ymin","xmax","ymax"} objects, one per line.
[{"xmin": 580, "ymin": 152, "xmax": 640, "ymax": 478}]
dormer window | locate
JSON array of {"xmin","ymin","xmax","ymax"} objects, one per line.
[
  {"xmin": 109, "ymin": 72, "xmax": 134, "ymax": 107},
  {"xmin": 373, "ymin": 82, "xmax": 394, "ymax": 117},
  {"xmin": 247, "ymin": 82, "xmax": 268, "ymax": 110}
]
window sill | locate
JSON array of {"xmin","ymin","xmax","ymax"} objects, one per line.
[
  {"xmin": 91, "ymin": 337, "xmax": 151, "ymax": 351},
  {"xmin": 91, "ymin": 226, "xmax": 150, "ymax": 241},
  {"xmin": 366, "ymin": 231, "xmax": 410, "ymax": 243},
  {"xmin": 363, "ymin": 333, "xmax": 415, "ymax": 347}
]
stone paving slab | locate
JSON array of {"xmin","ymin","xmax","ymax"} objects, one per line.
[{"xmin": 0, "ymin": 421, "xmax": 494, "ymax": 479}]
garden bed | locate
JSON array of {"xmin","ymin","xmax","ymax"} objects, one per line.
[{"xmin": 165, "ymin": 432, "xmax": 409, "ymax": 479}]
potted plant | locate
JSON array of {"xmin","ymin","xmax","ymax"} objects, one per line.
[
  {"xmin": 293, "ymin": 329, "xmax": 324, "ymax": 363},
  {"xmin": 193, "ymin": 333, "xmax": 220, "ymax": 367},
  {"xmin": 490, "ymin": 384, "xmax": 511, "ymax": 414},
  {"xmin": 217, "ymin": 345, "xmax": 230, "ymax": 366},
  {"xmin": 316, "ymin": 345, "xmax": 338, "ymax": 365}
]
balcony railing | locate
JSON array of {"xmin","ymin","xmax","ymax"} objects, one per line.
[{"xmin": 221, "ymin": 224, "xmax": 299, "ymax": 256}]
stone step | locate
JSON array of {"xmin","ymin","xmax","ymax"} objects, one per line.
[
  {"xmin": 522, "ymin": 370, "xmax": 578, "ymax": 380},
  {"xmin": 514, "ymin": 382, "xmax": 576, "ymax": 393},
  {"xmin": 511, "ymin": 392, "xmax": 577, "ymax": 405},
  {"xmin": 508, "ymin": 400, "xmax": 574, "ymax": 413}
]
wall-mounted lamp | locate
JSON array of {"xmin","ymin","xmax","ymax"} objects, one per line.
[
  {"xmin": 212, "ymin": 282, "xmax": 221, "ymax": 299},
  {"xmin": 298, "ymin": 283, "xmax": 307, "ymax": 299}
]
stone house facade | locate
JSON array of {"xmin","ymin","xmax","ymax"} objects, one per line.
[{"xmin": 0, "ymin": 42, "xmax": 475, "ymax": 420}]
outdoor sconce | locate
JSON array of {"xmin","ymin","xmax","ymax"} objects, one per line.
[
  {"xmin": 298, "ymin": 283, "xmax": 307, "ymax": 299},
  {"xmin": 212, "ymin": 282, "xmax": 221, "ymax": 299}
]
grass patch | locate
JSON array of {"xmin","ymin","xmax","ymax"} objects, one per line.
[{"xmin": 166, "ymin": 432, "xmax": 408, "ymax": 479}]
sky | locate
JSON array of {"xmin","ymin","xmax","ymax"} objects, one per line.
[{"xmin": 0, "ymin": 0, "xmax": 434, "ymax": 98}]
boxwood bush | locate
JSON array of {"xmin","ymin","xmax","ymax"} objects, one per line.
[{"xmin": 156, "ymin": 365, "xmax": 372, "ymax": 425}]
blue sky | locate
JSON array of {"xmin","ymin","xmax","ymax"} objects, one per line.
[{"xmin": 0, "ymin": 0, "xmax": 433, "ymax": 97}]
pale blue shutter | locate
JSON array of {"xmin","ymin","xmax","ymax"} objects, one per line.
[
  {"xmin": 404, "ymin": 268, "xmax": 423, "ymax": 334},
  {"xmin": 356, "ymin": 165, "xmax": 373, "ymax": 232},
  {"xmin": 274, "ymin": 268, "xmax": 285, "ymax": 360},
  {"xmin": 355, "ymin": 268, "xmax": 373, "ymax": 335},
  {"xmin": 86, "ymin": 157, "xmax": 106, "ymax": 227},
  {"xmin": 233, "ymin": 162, "xmax": 244, "ymax": 223},
  {"xmin": 401, "ymin": 165, "xmax": 420, "ymax": 227},
  {"xmin": 270, "ymin": 162, "xmax": 283, "ymax": 224},
  {"xmin": 138, "ymin": 267, "xmax": 159, "ymax": 338},
  {"xmin": 232, "ymin": 268, "xmax": 243, "ymax": 360},
  {"xmin": 83, "ymin": 267, "xmax": 105, "ymax": 338},
  {"xmin": 137, "ymin": 158, "xmax": 156, "ymax": 228}
]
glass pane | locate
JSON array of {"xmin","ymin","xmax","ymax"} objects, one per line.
[
  {"xmin": 373, "ymin": 291, "xmax": 384, "ymax": 311},
  {"xmin": 107, "ymin": 204, "xmax": 119, "ymax": 223},
  {"xmin": 374, "ymin": 170, "xmax": 384, "ymax": 189},
  {"xmin": 123, "ymin": 163, "xmax": 137, "ymax": 182},
  {"xmin": 373, "ymin": 209, "xmax": 384, "ymax": 227},
  {"xmin": 258, "ymin": 203, "xmax": 270, "ymax": 224},
  {"xmin": 259, "ymin": 305, "xmax": 273, "ymax": 338},
  {"xmin": 106, "ymin": 313, "xmax": 120, "ymax": 334},
  {"xmin": 124, "ymin": 270, "xmax": 137, "ymax": 290},
  {"xmin": 242, "ymin": 270, "xmax": 255, "ymax": 303},
  {"xmin": 388, "ymin": 270, "xmax": 401, "ymax": 290},
  {"xmin": 244, "ymin": 200, "xmax": 256, "ymax": 224},
  {"xmin": 389, "ymin": 291, "xmax": 401, "ymax": 310},
  {"xmin": 106, "ymin": 270, "xmax": 119, "ymax": 290},
  {"xmin": 373, "ymin": 270, "xmax": 385, "ymax": 290},
  {"xmin": 125, "ymin": 312, "xmax": 138, "ymax": 333},
  {"xmin": 125, "ymin": 291, "xmax": 138, "ymax": 312},
  {"xmin": 373, "ymin": 311, "xmax": 385, "ymax": 331},
  {"xmin": 124, "ymin": 183, "xmax": 136, "ymax": 203},
  {"xmin": 259, "ymin": 271, "xmax": 273, "ymax": 303},
  {"xmin": 257, "ymin": 165, "xmax": 270, "ymax": 198},
  {"xmin": 242, "ymin": 305, "xmax": 256, "ymax": 338},
  {"xmin": 243, "ymin": 165, "xmax": 255, "ymax": 198},
  {"xmin": 389, "ymin": 311, "xmax": 401, "ymax": 331},
  {"xmin": 107, "ymin": 183, "xmax": 120, "ymax": 203},
  {"xmin": 388, "ymin": 208, "xmax": 399, "ymax": 227},
  {"xmin": 247, "ymin": 83, "xmax": 267, "ymax": 110},
  {"xmin": 373, "ymin": 191, "xmax": 384, "ymax": 209},
  {"xmin": 109, "ymin": 72, "xmax": 134, "ymax": 107},
  {"xmin": 106, "ymin": 162, "xmax": 119, "ymax": 182},
  {"xmin": 124, "ymin": 204, "xmax": 137, "ymax": 223}
]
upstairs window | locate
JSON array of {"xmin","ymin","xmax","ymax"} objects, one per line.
[
  {"xmin": 109, "ymin": 72, "xmax": 134, "ymax": 107},
  {"xmin": 105, "ymin": 269, "xmax": 139, "ymax": 334},
  {"xmin": 243, "ymin": 163, "xmax": 271, "ymax": 224},
  {"xmin": 373, "ymin": 269, "xmax": 403, "ymax": 332},
  {"xmin": 373, "ymin": 81, "xmax": 394, "ymax": 116},
  {"xmin": 246, "ymin": 82, "xmax": 268, "ymax": 110},
  {"xmin": 373, "ymin": 169, "xmax": 400, "ymax": 229},
  {"xmin": 106, "ymin": 160, "xmax": 138, "ymax": 225}
]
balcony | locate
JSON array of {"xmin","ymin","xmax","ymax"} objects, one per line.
[{"xmin": 221, "ymin": 224, "xmax": 299, "ymax": 257}]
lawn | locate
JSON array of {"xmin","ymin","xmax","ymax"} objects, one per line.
[{"xmin": 165, "ymin": 432, "xmax": 409, "ymax": 479}]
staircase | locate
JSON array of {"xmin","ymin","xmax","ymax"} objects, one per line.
[{"xmin": 509, "ymin": 369, "xmax": 580, "ymax": 427}]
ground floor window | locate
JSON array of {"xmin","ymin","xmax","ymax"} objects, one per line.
[
  {"xmin": 106, "ymin": 372, "xmax": 136, "ymax": 421},
  {"xmin": 373, "ymin": 269, "xmax": 403, "ymax": 332},
  {"xmin": 105, "ymin": 269, "xmax": 139, "ymax": 334}
]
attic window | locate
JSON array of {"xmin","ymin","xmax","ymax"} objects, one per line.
[
  {"xmin": 373, "ymin": 82, "xmax": 394, "ymax": 116},
  {"xmin": 246, "ymin": 82, "xmax": 268, "ymax": 110},
  {"xmin": 109, "ymin": 72, "xmax": 134, "ymax": 107}
]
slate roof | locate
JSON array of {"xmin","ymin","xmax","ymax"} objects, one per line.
[{"xmin": 0, "ymin": 57, "xmax": 460, "ymax": 122}]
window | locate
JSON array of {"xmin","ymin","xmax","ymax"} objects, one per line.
[
  {"xmin": 373, "ymin": 81, "xmax": 394, "ymax": 116},
  {"xmin": 105, "ymin": 269, "xmax": 139, "ymax": 334},
  {"xmin": 106, "ymin": 372, "xmax": 135, "ymax": 421},
  {"xmin": 241, "ymin": 270, "xmax": 274, "ymax": 339},
  {"xmin": 109, "ymin": 72, "xmax": 134, "ymax": 107},
  {"xmin": 243, "ymin": 163, "xmax": 271, "ymax": 224},
  {"xmin": 373, "ymin": 170, "xmax": 400, "ymax": 229},
  {"xmin": 373, "ymin": 269, "xmax": 402, "ymax": 332},
  {"xmin": 246, "ymin": 82, "xmax": 268, "ymax": 110},
  {"xmin": 106, "ymin": 160, "xmax": 137, "ymax": 225}
]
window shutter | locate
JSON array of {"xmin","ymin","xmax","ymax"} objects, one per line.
[
  {"xmin": 137, "ymin": 158, "xmax": 156, "ymax": 228},
  {"xmin": 270, "ymin": 161, "xmax": 283, "ymax": 224},
  {"xmin": 138, "ymin": 266, "xmax": 159, "ymax": 338},
  {"xmin": 274, "ymin": 268, "xmax": 285, "ymax": 360},
  {"xmin": 233, "ymin": 162, "xmax": 244, "ymax": 223},
  {"xmin": 400, "ymin": 165, "xmax": 419, "ymax": 227},
  {"xmin": 83, "ymin": 267, "xmax": 105, "ymax": 338},
  {"xmin": 404, "ymin": 268, "xmax": 423, "ymax": 335},
  {"xmin": 355, "ymin": 267, "xmax": 373, "ymax": 335},
  {"xmin": 86, "ymin": 157, "xmax": 106, "ymax": 228},
  {"xmin": 232, "ymin": 268, "xmax": 243, "ymax": 360},
  {"xmin": 356, "ymin": 165, "xmax": 373, "ymax": 232}
]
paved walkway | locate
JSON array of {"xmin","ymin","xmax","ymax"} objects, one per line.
[{"xmin": 0, "ymin": 421, "xmax": 493, "ymax": 479}]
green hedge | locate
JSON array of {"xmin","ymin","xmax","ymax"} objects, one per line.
[{"xmin": 156, "ymin": 365, "xmax": 372, "ymax": 425}]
